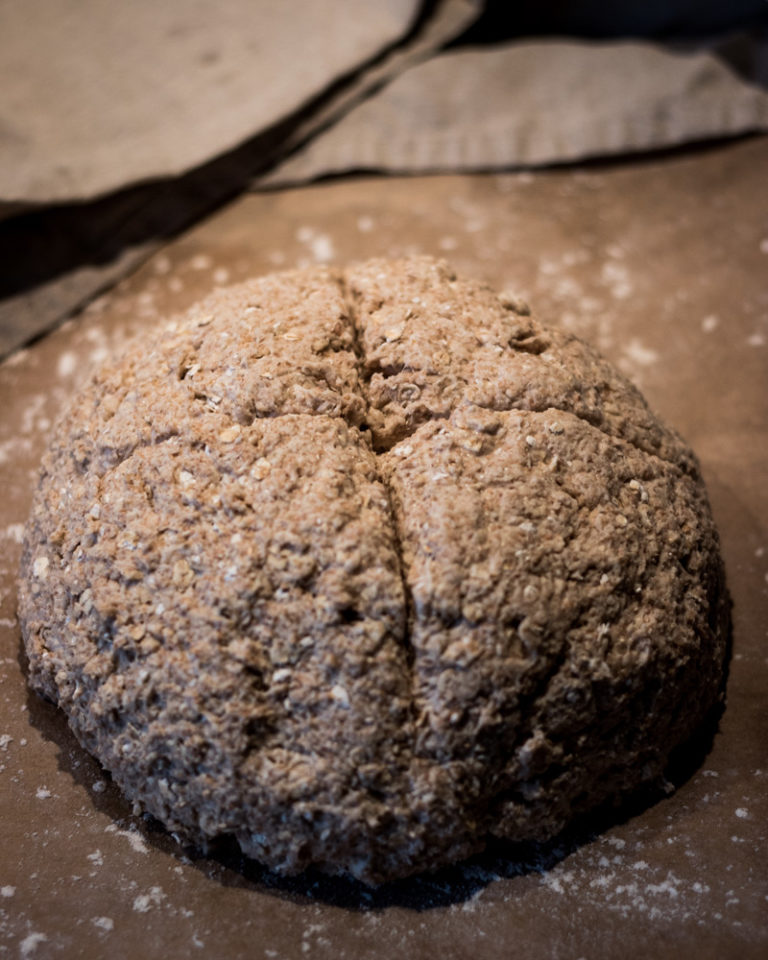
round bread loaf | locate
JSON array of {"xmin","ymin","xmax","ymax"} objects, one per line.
[{"xmin": 18, "ymin": 257, "xmax": 729, "ymax": 884}]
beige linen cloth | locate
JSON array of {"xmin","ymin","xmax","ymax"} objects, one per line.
[
  {"xmin": 261, "ymin": 36, "xmax": 768, "ymax": 186},
  {"xmin": 0, "ymin": 0, "xmax": 478, "ymax": 354},
  {"xmin": 0, "ymin": 0, "xmax": 464, "ymax": 205},
  {"xmin": 1, "ymin": 0, "xmax": 766, "ymax": 356}
]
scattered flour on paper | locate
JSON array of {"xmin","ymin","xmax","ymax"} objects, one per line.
[
  {"xmin": 600, "ymin": 260, "xmax": 633, "ymax": 300},
  {"xmin": 3, "ymin": 523, "xmax": 24, "ymax": 543},
  {"xmin": 105, "ymin": 824, "xmax": 149, "ymax": 855},
  {"xmin": 132, "ymin": 886, "xmax": 165, "ymax": 913},
  {"xmin": 622, "ymin": 338, "xmax": 659, "ymax": 368},
  {"xmin": 296, "ymin": 226, "xmax": 335, "ymax": 263},
  {"xmin": 19, "ymin": 933, "xmax": 47, "ymax": 957},
  {"xmin": 87, "ymin": 850, "xmax": 104, "ymax": 868},
  {"xmin": 56, "ymin": 352, "xmax": 77, "ymax": 378}
]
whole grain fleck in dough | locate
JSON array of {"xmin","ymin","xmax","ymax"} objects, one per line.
[{"xmin": 18, "ymin": 257, "xmax": 729, "ymax": 884}]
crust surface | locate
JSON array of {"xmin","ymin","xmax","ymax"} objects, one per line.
[{"xmin": 18, "ymin": 257, "xmax": 729, "ymax": 883}]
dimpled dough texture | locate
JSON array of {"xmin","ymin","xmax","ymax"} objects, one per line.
[{"xmin": 19, "ymin": 257, "xmax": 729, "ymax": 884}]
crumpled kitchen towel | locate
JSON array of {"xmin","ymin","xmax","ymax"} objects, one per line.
[
  {"xmin": 259, "ymin": 32, "xmax": 768, "ymax": 186},
  {"xmin": 0, "ymin": 0, "xmax": 478, "ymax": 207},
  {"xmin": 0, "ymin": 0, "xmax": 478, "ymax": 357},
  {"xmin": 2, "ymin": 0, "xmax": 767, "ymax": 360}
]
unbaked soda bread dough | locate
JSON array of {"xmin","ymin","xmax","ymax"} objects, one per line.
[{"xmin": 18, "ymin": 257, "xmax": 729, "ymax": 884}]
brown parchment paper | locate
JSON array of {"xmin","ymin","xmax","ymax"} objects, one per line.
[{"xmin": 1, "ymin": 136, "xmax": 766, "ymax": 959}]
